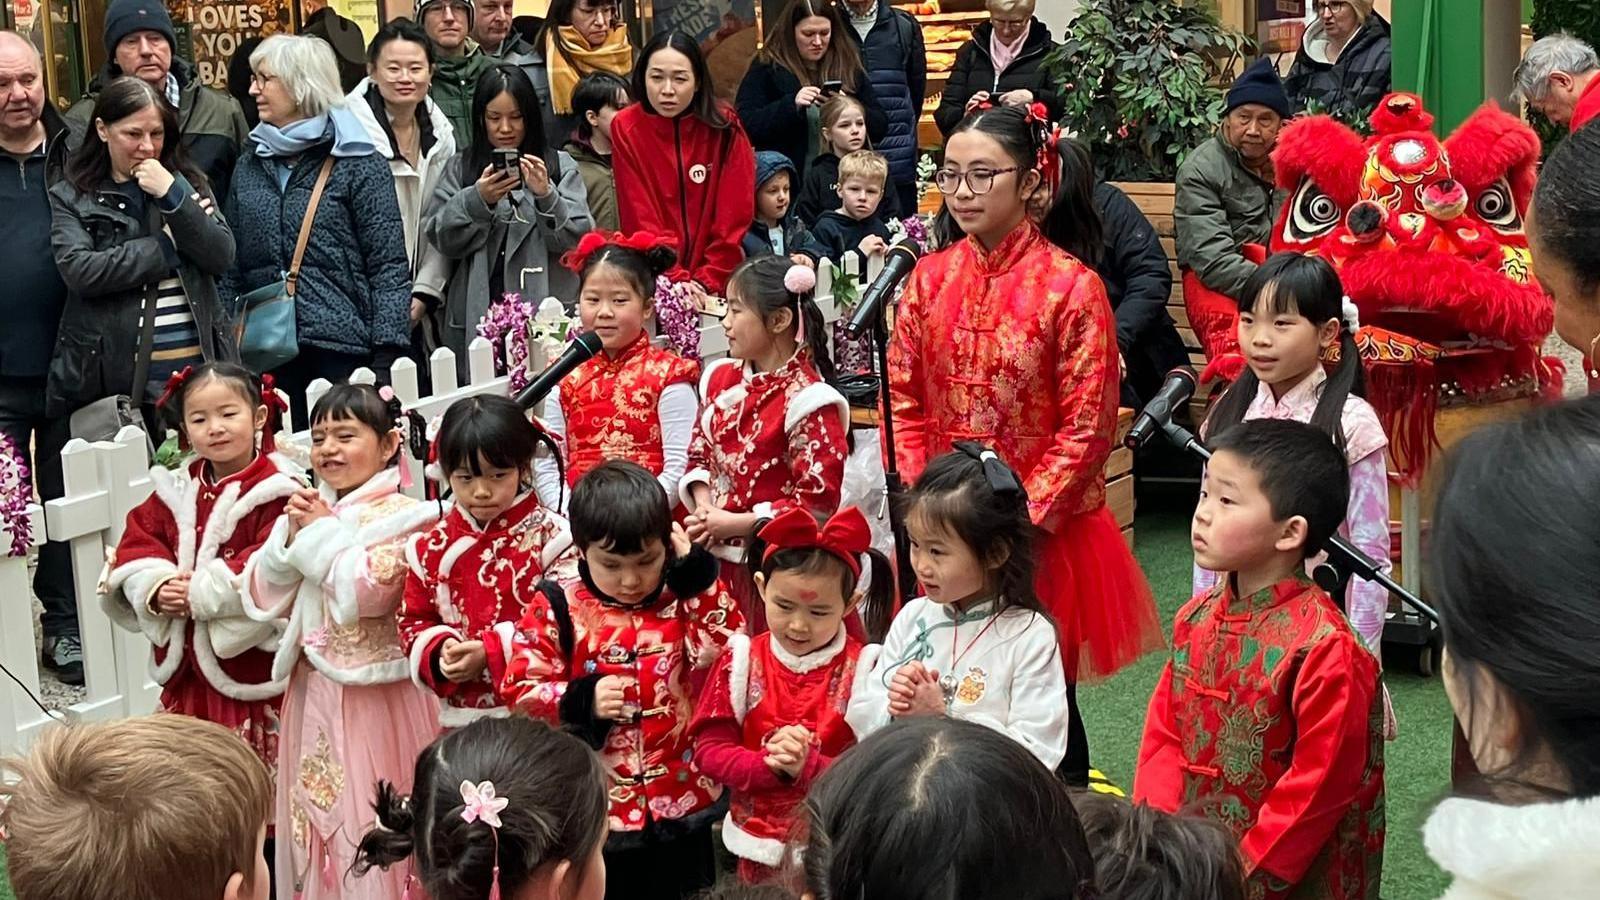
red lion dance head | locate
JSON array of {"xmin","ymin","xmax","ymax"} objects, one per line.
[{"xmin": 1192, "ymin": 92, "xmax": 1560, "ymax": 483}]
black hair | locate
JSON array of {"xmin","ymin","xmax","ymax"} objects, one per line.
[
  {"xmin": 744, "ymin": 511, "xmax": 896, "ymax": 642},
  {"xmin": 366, "ymin": 17, "xmax": 435, "ymax": 67},
  {"xmin": 461, "ymin": 64, "xmax": 558, "ymax": 183},
  {"xmin": 158, "ymin": 361, "xmax": 264, "ymax": 431},
  {"xmin": 353, "ymin": 717, "xmax": 608, "ymax": 900},
  {"xmin": 1428, "ymin": 395, "xmax": 1600, "ymax": 799},
  {"xmin": 435, "ymin": 394, "xmax": 559, "ymax": 482},
  {"xmin": 570, "ymin": 70, "xmax": 631, "ymax": 142},
  {"xmin": 694, "ymin": 884, "xmax": 798, "ymax": 900},
  {"xmin": 898, "ymin": 442, "xmax": 1044, "ymax": 615},
  {"xmin": 1207, "ymin": 419, "xmax": 1349, "ymax": 560},
  {"xmin": 310, "ymin": 383, "xmax": 414, "ymax": 469},
  {"xmin": 1202, "ymin": 252, "xmax": 1365, "ymax": 453},
  {"xmin": 946, "ymin": 104, "xmax": 1047, "ymax": 192},
  {"xmin": 67, "ymin": 76, "xmax": 206, "ymax": 195},
  {"xmin": 799, "ymin": 717, "xmax": 1096, "ymax": 899},
  {"xmin": 632, "ymin": 30, "xmax": 728, "ymax": 128},
  {"xmin": 1073, "ymin": 791, "xmax": 1246, "ymax": 900},
  {"xmin": 577, "ymin": 236, "xmax": 678, "ymax": 300},
  {"xmin": 726, "ymin": 255, "xmax": 836, "ymax": 384},
  {"xmin": 568, "ymin": 460, "xmax": 672, "ymax": 554},
  {"xmin": 1040, "ymin": 138, "xmax": 1105, "ymax": 270},
  {"xmin": 1531, "ymin": 119, "xmax": 1600, "ymax": 294}
]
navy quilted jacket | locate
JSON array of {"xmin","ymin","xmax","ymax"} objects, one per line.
[
  {"xmin": 222, "ymin": 141, "xmax": 413, "ymax": 357},
  {"xmin": 841, "ymin": 1, "xmax": 926, "ymax": 185}
]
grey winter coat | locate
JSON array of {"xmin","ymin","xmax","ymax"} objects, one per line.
[
  {"xmin": 46, "ymin": 174, "xmax": 237, "ymax": 416},
  {"xmin": 424, "ymin": 151, "xmax": 593, "ymax": 362},
  {"xmin": 1174, "ymin": 134, "xmax": 1284, "ymax": 299}
]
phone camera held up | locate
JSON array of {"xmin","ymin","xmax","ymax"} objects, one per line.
[
  {"xmin": 493, "ymin": 148, "xmax": 524, "ymax": 192},
  {"xmin": 821, "ymin": 80, "xmax": 844, "ymax": 96}
]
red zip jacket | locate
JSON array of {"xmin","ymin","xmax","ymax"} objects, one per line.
[{"xmin": 612, "ymin": 102, "xmax": 756, "ymax": 294}]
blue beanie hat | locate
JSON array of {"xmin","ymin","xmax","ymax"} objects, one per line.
[
  {"xmin": 103, "ymin": 0, "xmax": 177, "ymax": 58},
  {"xmin": 1226, "ymin": 58, "xmax": 1291, "ymax": 119},
  {"xmin": 755, "ymin": 151, "xmax": 797, "ymax": 189}
]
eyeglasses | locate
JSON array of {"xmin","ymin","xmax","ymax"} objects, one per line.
[
  {"xmin": 1314, "ymin": 1, "xmax": 1351, "ymax": 14},
  {"xmin": 934, "ymin": 166, "xmax": 1019, "ymax": 196}
]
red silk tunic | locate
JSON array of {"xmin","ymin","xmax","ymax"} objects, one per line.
[
  {"xmin": 560, "ymin": 335, "xmax": 698, "ymax": 487},
  {"xmin": 1134, "ymin": 575, "xmax": 1386, "ymax": 899}
]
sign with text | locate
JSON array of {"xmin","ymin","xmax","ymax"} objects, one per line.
[{"xmin": 166, "ymin": 0, "xmax": 293, "ymax": 88}]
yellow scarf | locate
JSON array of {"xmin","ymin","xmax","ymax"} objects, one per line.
[{"xmin": 547, "ymin": 25, "xmax": 634, "ymax": 114}]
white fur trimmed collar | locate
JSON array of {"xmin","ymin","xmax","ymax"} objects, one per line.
[
  {"xmin": 319, "ymin": 466, "xmax": 401, "ymax": 508},
  {"xmin": 769, "ymin": 627, "xmax": 849, "ymax": 674},
  {"xmin": 1424, "ymin": 794, "xmax": 1600, "ymax": 898}
]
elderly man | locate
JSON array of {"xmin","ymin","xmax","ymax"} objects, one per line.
[
  {"xmin": 1175, "ymin": 57, "xmax": 1291, "ymax": 300},
  {"xmin": 421, "ymin": 0, "xmax": 490, "ymax": 153},
  {"xmin": 473, "ymin": 0, "xmax": 524, "ymax": 58},
  {"xmin": 0, "ymin": 32, "xmax": 81, "ymax": 685},
  {"xmin": 1516, "ymin": 33, "xmax": 1600, "ymax": 133},
  {"xmin": 65, "ymin": 0, "xmax": 249, "ymax": 199}
]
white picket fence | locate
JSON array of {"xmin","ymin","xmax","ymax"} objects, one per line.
[{"xmin": 0, "ymin": 252, "xmax": 884, "ymax": 755}]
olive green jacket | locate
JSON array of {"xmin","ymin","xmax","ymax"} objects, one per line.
[{"xmin": 1174, "ymin": 134, "xmax": 1286, "ymax": 299}]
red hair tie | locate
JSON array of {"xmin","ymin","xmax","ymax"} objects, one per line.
[
  {"xmin": 1024, "ymin": 103, "xmax": 1062, "ymax": 198},
  {"xmin": 758, "ymin": 506, "xmax": 872, "ymax": 578},
  {"xmin": 259, "ymin": 373, "xmax": 289, "ymax": 454},
  {"xmin": 560, "ymin": 230, "xmax": 672, "ymax": 273},
  {"xmin": 155, "ymin": 365, "xmax": 195, "ymax": 412}
]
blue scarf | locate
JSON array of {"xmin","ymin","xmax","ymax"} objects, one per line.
[{"xmin": 250, "ymin": 107, "xmax": 376, "ymax": 159}]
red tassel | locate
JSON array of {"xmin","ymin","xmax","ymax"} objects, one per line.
[{"xmin": 1365, "ymin": 360, "xmax": 1438, "ymax": 487}]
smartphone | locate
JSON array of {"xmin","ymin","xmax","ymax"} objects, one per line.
[
  {"xmin": 493, "ymin": 147, "xmax": 524, "ymax": 190},
  {"xmin": 821, "ymin": 79, "xmax": 844, "ymax": 96}
]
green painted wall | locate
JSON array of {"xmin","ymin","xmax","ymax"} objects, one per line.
[{"xmin": 1392, "ymin": 0, "xmax": 1492, "ymax": 134}]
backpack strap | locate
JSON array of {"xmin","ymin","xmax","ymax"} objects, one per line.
[{"xmin": 537, "ymin": 578, "xmax": 575, "ymax": 660}]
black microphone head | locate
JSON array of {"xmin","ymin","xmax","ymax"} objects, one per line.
[
  {"xmin": 887, "ymin": 238, "xmax": 921, "ymax": 264},
  {"xmin": 573, "ymin": 330, "xmax": 605, "ymax": 356},
  {"xmin": 1167, "ymin": 366, "xmax": 1197, "ymax": 388}
]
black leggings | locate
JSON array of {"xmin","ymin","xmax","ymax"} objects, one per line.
[{"xmin": 1057, "ymin": 682, "xmax": 1092, "ymax": 787}]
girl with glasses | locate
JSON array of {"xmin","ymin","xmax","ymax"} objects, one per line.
[{"xmin": 887, "ymin": 105, "xmax": 1162, "ymax": 775}]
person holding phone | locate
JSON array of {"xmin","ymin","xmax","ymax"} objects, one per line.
[
  {"xmin": 736, "ymin": 0, "xmax": 886, "ymax": 187},
  {"xmin": 424, "ymin": 64, "xmax": 593, "ymax": 376}
]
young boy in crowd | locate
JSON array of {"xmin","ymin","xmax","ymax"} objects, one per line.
[
  {"xmin": 0, "ymin": 714, "xmax": 273, "ymax": 900},
  {"xmin": 744, "ymin": 150, "xmax": 815, "ymax": 267},
  {"xmin": 1075, "ymin": 791, "xmax": 1246, "ymax": 900},
  {"xmin": 802, "ymin": 150, "xmax": 895, "ymax": 263},
  {"xmin": 566, "ymin": 71, "xmax": 631, "ymax": 231},
  {"xmin": 1133, "ymin": 419, "xmax": 1385, "ymax": 900}
]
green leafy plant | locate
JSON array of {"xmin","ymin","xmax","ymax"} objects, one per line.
[{"xmin": 1044, "ymin": 0, "xmax": 1253, "ymax": 182}]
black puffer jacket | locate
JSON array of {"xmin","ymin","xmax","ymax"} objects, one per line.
[
  {"xmin": 1091, "ymin": 182, "xmax": 1186, "ymax": 409},
  {"xmin": 46, "ymin": 173, "xmax": 237, "ymax": 416},
  {"xmin": 1284, "ymin": 13, "xmax": 1393, "ymax": 121},
  {"xmin": 934, "ymin": 20, "xmax": 1063, "ymax": 137}
]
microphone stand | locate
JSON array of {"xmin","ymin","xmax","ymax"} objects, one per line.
[
  {"xmin": 866, "ymin": 294, "xmax": 916, "ymax": 606},
  {"xmin": 1158, "ymin": 419, "xmax": 1438, "ymax": 625}
]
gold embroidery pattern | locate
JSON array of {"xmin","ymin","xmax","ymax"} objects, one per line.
[{"xmin": 298, "ymin": 730, "xmax": 346, "ymax": 812}]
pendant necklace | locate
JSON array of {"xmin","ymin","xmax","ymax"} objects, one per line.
[{"xmin": 939, "ymin": 605, "xmax": 1001, "ymax": 707}]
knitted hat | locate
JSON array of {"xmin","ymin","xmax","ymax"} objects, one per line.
[
  {"xmin": 755, "ymin": 150, "xmax": 797, "ymax": 189},
  {"xmin": 1226, "ymin": 58, "xmax": 1291, "ymax": 119},
  {"xmin": 103, "ymin": 0, "xmax": 177, "ymax": 56},
  {"xmin": 416, "ymin": 0, "xmax": 474, "ymax": 26}
]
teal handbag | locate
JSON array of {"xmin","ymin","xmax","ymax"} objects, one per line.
[{"xmin": 237, "ymin": 157, "xmax": 334, "ymax": 373}]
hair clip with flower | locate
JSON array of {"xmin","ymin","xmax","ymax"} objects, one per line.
[{"xmin": 461, "ymin": 779, "xmax": 510, "ymax": 899}]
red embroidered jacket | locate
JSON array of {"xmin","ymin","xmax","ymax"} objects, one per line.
[
  {"xmin": 689, "ymin": 631, "xmax": 867, "ymax": 867},
  {"xmin": 680, "ymin": 351, "xmax": 848, "ymax": 555},
  {"xmin": 1134, "ymin": 575, "xmax": 1385, "ymax": 900},
  {"xmin": 398, "ymin": 493, "xmax": 578, "ymax": 727},
  {"xmin": 887, "ymin": 222, "xmax": 1119, "ymax": 533},
  {"xmin": 560, "ymin": 335, "xmax": 698, "ymax": 487},
  {"xmin": 500, "ymin": 547, "xmax": 743, "ymax": 833},
  {"xmin": 104, "ymin": 453, "xmax": 304, "ymax": 702}
]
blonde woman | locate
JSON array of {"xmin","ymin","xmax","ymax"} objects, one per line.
[
  {"xmin": 933, "ymin": 0, "xmax": 1062, "ymax": 137},
  {"xmin": 1284, "ymin": 0, "xmax": 1393, "ymax": 119}
]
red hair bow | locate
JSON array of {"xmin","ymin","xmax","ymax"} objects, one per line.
[
  {"xmin": 758, "ymin": 506, "xmax": 872, "ymax": 578},
  {"xmin": 155, "ymin": 365, "xmax": 195, "ymax": 412},
  {"xmin": 1024, "ymin": 102, "xmax": 1062, "ymax": 198},
  {"xmin": 560, "ymin": 230, "xmax": 672, "ymax": 273},
  {"xmin": 259, "ymin": 373, "xmax": 289, "ymax": 453}
]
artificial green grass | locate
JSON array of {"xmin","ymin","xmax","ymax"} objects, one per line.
[
  {"xmin": 0, "ymin": 506, "xmax": 1455, "ymax": 900},
  {"xmin": 1092, "ymin": 504, "xmax": 1453, "ymax": 899}
]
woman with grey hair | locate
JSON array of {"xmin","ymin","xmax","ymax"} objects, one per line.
[
  {"xmin": 1515, "ymin": 33, "xmax": 1600, "ymax": 132},
  {"xmin": 933, "ymin": 0, "xmax": 1061, "ymax": 137},
  {"xmin": 1284, "ymin": 0, "xmax": 1392, "ymax": 120},
  {"xmin": 222, "ymin": 33, "xmax": 413, "ymax": 427}
]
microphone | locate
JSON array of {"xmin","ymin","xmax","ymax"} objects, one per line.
[
  {"xmin": 1125, "ymin": 367, "xmax": 1197, "ymax": 450},
  {"xmin": 512, "ymin": 331, "xmax": 605, "ymax": 410},
  {"xmin": 844, "ymin": 239, "xmax": 921, "ymax": 338}
]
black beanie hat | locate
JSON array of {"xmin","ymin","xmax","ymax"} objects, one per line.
[
  {"xmin": 1226, "ymin": 57, "xmax": 1291, "ymax": 119},
  {"xmin": 104, "ymin": 0, "xmax": 178, "ymax": 58}
]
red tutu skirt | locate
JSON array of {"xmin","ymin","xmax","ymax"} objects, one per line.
[{"xmin": 1037, "ymin": 505, "xmax": 1162, "ymax": 682}]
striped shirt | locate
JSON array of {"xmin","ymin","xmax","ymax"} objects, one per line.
[{"xmin": 141, "ymin": 275, "xmax": 204, "ymax": 399}]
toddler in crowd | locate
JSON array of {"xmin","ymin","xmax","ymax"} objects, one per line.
[
  {"xmin": 743, "ymin": 150, "xmax": 816, "ymax": 267},
  {"xmin": 566, "ymin": 71, "xmax": 632, "ymax": 232},
  {"xmin": 0, "ymin": 715, "xmax": 273, "ymax": 900},
  {"xmin": 502, "ymin": 460, "xmax": 743, "ymax": 900},
  {"xmin": 398, "ymin": 394, "xmax": 579, "ymax": 727},
  {"xmin": 802, "ymin": 150, "xmax": 895, "ymax": 262},
  {"xmin": 1135, "ymin": 419, "xmax": 1385, "ymax": 900},
  {"xmin": 356, "ymin": 716, "xmax": 609, "ymax": 900}
]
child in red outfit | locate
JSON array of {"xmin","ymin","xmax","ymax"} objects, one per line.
[
  {"xmin": 691, "ymin": 506, "xmax": 894, "ymax": 883},
  {"xmin": 398, "ymin": 394, "xmax": 579, "ymax": 729},
  {"xmin": 502, "ymin": 461, "xmax": 743, "ymax": 900},
  {"xmin": 1134, "ymin": 420, "xmax": 1384, "ymax": 899},
  {"xmin": 104, "ymin": 363, "xmax": 303, "ymax": 787}
]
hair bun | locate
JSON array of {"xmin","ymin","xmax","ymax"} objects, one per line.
[
  {"xmin": 645, "ymin": 244, "xmax": 679, "ymax": 277},
  {"xmin": 784, "ymin": 264, "xmax": 817, "ymax": 294}
]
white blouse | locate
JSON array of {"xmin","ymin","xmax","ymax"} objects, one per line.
[{"xmin": 846, "ymin": 597, "xmax": 1070, "ymax": 769}]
